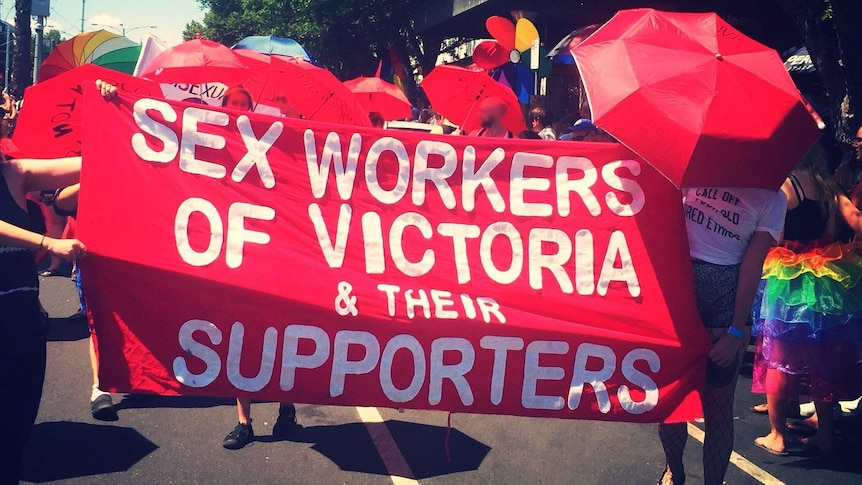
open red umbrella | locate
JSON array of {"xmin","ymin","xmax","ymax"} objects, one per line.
[
  {"xmin": 343, "ymin": 76, "xmax": 412, "ymax": 121},
  {"xmin": 140, "ymin": 39, "xmax": 259, "ymax": 84},
  {"xmin": 421, "ymin": 65, "xmax": 525, "ymax": 134},
  {"xmin": 14, "ymin": 64, "xmax": 163, "ymax": 158},
  {"xmin": 573, "ymin": 9, "xmax": 820, "ymax": 189},
  {"xmin": 236, "ymin": 49, "xmax": 368, "ymax": 126}
]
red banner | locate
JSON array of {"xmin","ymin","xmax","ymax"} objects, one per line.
[{"xmin": 78, "ymin": 90, "xmax": 710, "ymax": 423}]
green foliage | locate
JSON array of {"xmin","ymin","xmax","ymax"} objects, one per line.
[
  {"xmin": 823, "ymin": 0, "xmax": 834, "ymax": 20},
  {"xmin": 45, "ymin": 29, "xmax": 63, "ymax": 43},
  {"xmin": 185, "ymin": 0, "xmax": 425, "ymax": 78}
]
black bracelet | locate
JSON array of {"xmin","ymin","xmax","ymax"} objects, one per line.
[{"xmin": 39, "ymin": 235, "xmax": 45, "ymax": 251}]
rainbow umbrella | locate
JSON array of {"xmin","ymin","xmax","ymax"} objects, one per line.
[{"xmin": 39, "ymin": 30, "xmax": 141, "ymax": 82}]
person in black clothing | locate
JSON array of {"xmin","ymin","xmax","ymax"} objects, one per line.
[
  {"xmin": 0, "ymin": 156, "xmax": 85, "ymax": 483},
  {"xmin": 752, "ymin": 141, "xmax": 862, "ymax": 457},
  {"xmin": 0, "ymin": 79, "xmax": 116, "ymax": 483}
]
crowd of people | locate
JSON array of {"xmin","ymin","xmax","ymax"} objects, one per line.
[
  {"xmin": 1, "ymin": 75, "xmax": 862, "ymax": 485},
  {"xmin": 414, "ymin": 98, "xmax": 613, "ymax": 142}
]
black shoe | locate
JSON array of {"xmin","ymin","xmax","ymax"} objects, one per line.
[
  {"xmin": 223, "ymin": 422, "xmax": 254, "ymax": 450},
  {"xmin": 272, "ymin": 404, "xmax": 298, "ymax": 438},
  {"xmin": 91, "ymin": 393, "xmax": 118, "ymax": 421}
]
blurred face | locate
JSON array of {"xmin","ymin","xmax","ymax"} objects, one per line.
[
  {"xmin": 855, "ymin": 126, "xmax": 862, "ymax": 161},
  {"xmin": 274, "ymin": 96, "xmax": 301, "ymax": 119},
  {"xmin": 224, "ymin": 93, "xmax": 252, "ymax": 112},
  {"xmin": 530, "ymin": 117, "xmax": 540, "ymax": 130},
  {"xmin": 478, "ymin": 101, "xmax": 505, "ymax": 129},
  {"xmin": 571, "ymin": 130, "xmax": 591, "ymax": 142}
]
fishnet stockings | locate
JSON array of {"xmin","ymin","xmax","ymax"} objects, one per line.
[{"xmin": 658, "ymin": 373, "xmax": 740, "ymax": 485}]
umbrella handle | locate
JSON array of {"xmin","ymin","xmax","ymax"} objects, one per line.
[
  {"xmin": 308, "ymin": 92, "xmax": 335, "ymax": 121},
  {"xmin": 459, "ymin": 87, "xmax": 485, "ymax": 133},
  {"xmin": 253, "ymin": 72, "xmax": 274, "ymax": 112}
]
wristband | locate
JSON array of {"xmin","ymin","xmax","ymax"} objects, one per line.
[
  {"xmin": 726, "ymin": 326, "xmax": 745, "ymax": 340},
  {"xmin": 39, "ymin": 235, "xmax": 45, "ymax": 251}
]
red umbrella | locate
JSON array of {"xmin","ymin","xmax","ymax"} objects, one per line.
[
  {"xmin": 421, "ymin": 65, "xmax": 525, "ymax": 134},
  {"xmin": 13, "ymin": 64, "xmax": 163, "ymax": 158},
  {"xmin": 573, "ymin": 9, "xmax": 820, "ymax": 189},
  {"xmin": 343, "ymin": 76, "xmax": 412, "ymax": 121},
  {"xmin": 140, "ymin": 39, "xmax": 259, "ymax": 84},
  {"xmin": 236, "ymin": 49, "xmax": 368, "ymax": 126}
]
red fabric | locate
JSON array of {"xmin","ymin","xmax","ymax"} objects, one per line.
[
  {"xmin": 473, "ymin": 40, "xmax": 510, "ymax": 70},
  {"xmin": 235, "ymin": 50, "xmax": 369, "ymax": 126},
  {"xmin": 486, "ymin": 16, "xmax": 516, "ymax": 52},
  {"xmin": 13, "ymin": 64, "xmax": 163, "ymax": 159},
  {"xmin": 421, "ymin": 65, "xmax": 526, "ymax": 134},
  {"xmin": 78, "ymin": 90, "xmax": 711, "ymax": 423},
  {"xmin": 572, "ymin": 8, "xmax": 820, "ymax": 190},
  {"xmin": 343, "ymin": 76, "xmax": 412, "ymax": 121},
  {"xmin": 140, "ymin": 39, "xmax": 259, "ymax": 84}
]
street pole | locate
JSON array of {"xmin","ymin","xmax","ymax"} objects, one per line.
[
  {"xmin": 33, "ymin": 16, "xmax": 45, "ymax": 83},
  {"xmin": 4, "ymin": 23, "xmax": 10, "ymax": 91},
  {"xmin": 81, "ymin": 0, "xmax": 86, "ymax": 33}
]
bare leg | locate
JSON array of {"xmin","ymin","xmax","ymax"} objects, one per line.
[
  {"xmin": 805, "ymin": 402, "xmax": 834, "ymax": 453},
  {"xmin": 236, "ymin": 398, "xmax": 252, "ymax": 424},
  {"xmin": 90, "ymin": 337, "xmax": 99, "ymax": 388},
  {"xmin": 755, "ymin": 369, "xmax": 789, "ymax": 453}
]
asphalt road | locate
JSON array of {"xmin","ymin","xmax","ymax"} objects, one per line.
[{"xmin": 19, "ymin": 274, "xmax": 862, "ymax": 484}]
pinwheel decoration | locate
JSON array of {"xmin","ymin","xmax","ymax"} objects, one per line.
[{"xmin": 472, "ymin": 16, "xmax": 552, "ymax": 103}]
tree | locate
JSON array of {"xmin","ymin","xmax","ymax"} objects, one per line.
[
  {"xmin": 185, "ymin": 0, "xmax": 441, "ymax": 102},
  {"xmin": 182, "ymin": 20, "xmax": 211, "ymax": 41},
  {"xmin": 11, "ymin": 0, "xmax": 32, "ymax": 97},
  {"xmin": 777, "ymin": 0, "xmax": 862, "ymax": 141},
  {"xmin": 45, "ymin": 29, "xmax": 63, "ymax": 44}
]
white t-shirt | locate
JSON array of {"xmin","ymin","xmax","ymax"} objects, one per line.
[
  {"xmin": 538, "ymin": 127, "xmax": 557, "ymax": 141},
  {"xmin": 683, "ymin": 187, "xmax": 786, "ymax": 265}
]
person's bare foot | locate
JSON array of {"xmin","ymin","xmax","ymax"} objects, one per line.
[
  {"xmin": 788, "ymin": 414, "xmax": 819, "ymax": 433},
  {"xmin": 658, "ymin": 466, "xmax": 685, "ymax": 485},
  {"xmin": 751, "ymin": 403, "xmax": 768, "ymax": 414},
  {"xmin": 755, "ymin": 433, "xmax": 788, "ymax": 456}
]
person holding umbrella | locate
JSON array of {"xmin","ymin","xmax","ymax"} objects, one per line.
[
  {"xmin": 571, "ymin": 10, "xmax": 819, "ymax": 483},
  {"xmin": 469, "ymin": 97, "xmax": 513, "ymax": 139},
  {"xmin": 657, "ymin": 187, "xmax": 785, "ymax": 485}
]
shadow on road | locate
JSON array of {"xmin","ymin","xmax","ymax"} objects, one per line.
[
  {"xmin": 777, "ymin": 415, "xmax": 862, "ymax": 475},
  {"xmin": 20, "ymin": 421, "xmax": 158, "ymax": 482},
  {"xmin": 45, "ymin": 316, "xmax": 89, "ymax": 342},
  {"xmin": 114, "ymin": 394, "xmax": 235, "ymax": 411},
  {"xmin": 271, "ymin": 419, "xmax": 491, "ymax": 479}
]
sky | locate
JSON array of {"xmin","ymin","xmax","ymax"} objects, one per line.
[{"xmin": 2, "ymin": 0, "xmax": 206, "ymax": 46}]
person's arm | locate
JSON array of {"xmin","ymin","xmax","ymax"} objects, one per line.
[
  {"xmin": 0, "ymin": 219, "xmax": 87, "ymax": 261},
  {"xmin": 15, "ymin": 156, "xmax": 81, "ymax": 193},
  {"xmin": 838, "ymin": 194, "xmax": 862, "ymax": 237},
  {"xmin": 708, "ymin": 231, "xmax": 775, "ymax": 366},
  {"xmin": 851, "ymin": 182, "xmax": 862, "ymax": 209},
  {"xmin": 54, "ymin": 183, "xmax": 80, "ymax": 213}
]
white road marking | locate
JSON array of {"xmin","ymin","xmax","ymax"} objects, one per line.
[
  {"xmin": 356, "ymin": 407, "xmax": 420, "ymax": 485},
  {"xmin": 686, "ymin": 423, "xmax": 785, "ymax": 485}
]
